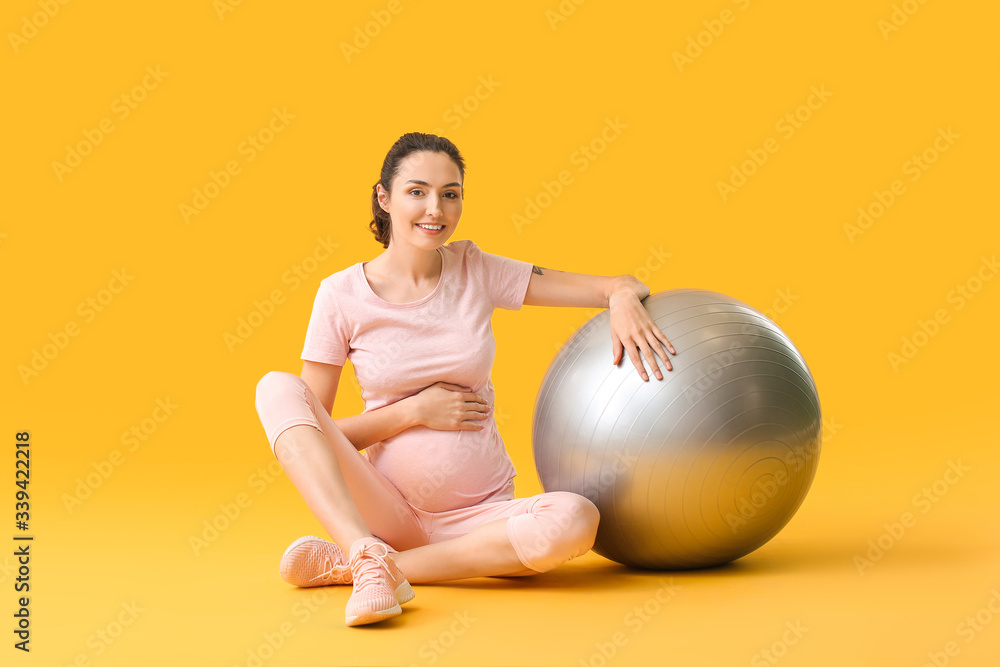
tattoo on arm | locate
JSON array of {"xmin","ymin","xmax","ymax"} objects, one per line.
[{"xmin": 532, "ymin": 265, "xmax": 545, "ymax": 276}]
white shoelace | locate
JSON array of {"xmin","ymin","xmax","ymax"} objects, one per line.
[
  {"xmin": 349, "ymin": 542, "xmax": 392, "ymax": 593},
  {"xmin": 308, "ymin": 549, "xmax": 351, "ymax": 584}
]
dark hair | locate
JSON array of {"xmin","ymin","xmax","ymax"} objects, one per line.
[{"xmin": 369, "ymin": 132, "xmax": 466, "ymax": 249}]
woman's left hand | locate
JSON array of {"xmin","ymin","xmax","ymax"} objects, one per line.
[{"xmin": 608, "ymin": 278, "xmax": 676, "ymax": 381}]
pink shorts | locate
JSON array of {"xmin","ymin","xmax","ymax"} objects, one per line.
[{"xmin": 254, "ymin": 371, "xmax": 599, "ymax": 573}]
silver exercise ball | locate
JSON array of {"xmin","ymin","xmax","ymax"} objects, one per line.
[{"xmin": 532, "ymin": 289, "xmax": 822, "ymax": 569}]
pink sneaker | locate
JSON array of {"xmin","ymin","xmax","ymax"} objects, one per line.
[
  {"xmin": 344, "ymin": 537, "xmax": 415, "ymax": 627},
  {"xmin": 279, "ymin": 536, "xmax": 352, "ymax": 587}
]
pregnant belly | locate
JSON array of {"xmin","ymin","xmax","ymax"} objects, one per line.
[{"xmin": 365, "ymin": 423, "xmax": 516, "ymax": 512}]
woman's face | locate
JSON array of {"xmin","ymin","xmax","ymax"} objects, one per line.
[{"xmin": 378, "ymin": 150, "xmax": 463, "ymax": 251}]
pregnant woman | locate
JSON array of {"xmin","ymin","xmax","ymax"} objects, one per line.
[{"xmin": 254, "ymin": 132, "xmax": 675, "ymax": 626}]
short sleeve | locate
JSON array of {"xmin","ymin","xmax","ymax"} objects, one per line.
[
  {"xmin": 300, "ymin": 280, "xmax": 350, "ymax": 365},
  {"xmin": 467, "ymin": 241, "xmax": 534, "ymax": 311}
]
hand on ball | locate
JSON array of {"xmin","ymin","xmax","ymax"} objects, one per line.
[{"xmin": 608, "ymin": 289, "xmax": 676, "ymax": 381}]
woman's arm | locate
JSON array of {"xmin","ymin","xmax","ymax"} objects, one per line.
[
  {"xmin": 522, "ymin": 266, "xmax": 647, "ymax": 308},
  {"xmin": 333, "ymin": 403, "xmax": 420, "ymax": 452},
  {"xmin": 301, "ymin": 360, "xmax": 420, "ymax": 452},
  {"xmin": 521, "ymin": 265, "xmax": 676, "ymax": 379}
]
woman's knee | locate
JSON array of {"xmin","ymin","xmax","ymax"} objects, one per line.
[
  {"xmin": 255, "ymin": 370, "xmax": 303, "ymax": 410},
  {"xmin": 255, "ymin": 371, "xmax": 318, "ymax": 457},
  {"xmin": 551, "ymin": 492, "xmax": 600, "ymax": 548},
  {"xmin": 511, "ymin": 492, "xmax": 601, "ymax": 572}
]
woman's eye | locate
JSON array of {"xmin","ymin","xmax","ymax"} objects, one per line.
[{"xmin": 409, "ymin": 189, "xmax": 458, "ymax": 199}]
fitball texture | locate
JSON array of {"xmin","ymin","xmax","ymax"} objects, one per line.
[{"xmin": 532, "ymin": 289, "xmax": 822, "ymax": 569}]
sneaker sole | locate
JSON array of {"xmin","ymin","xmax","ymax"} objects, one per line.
[
  {"xmin": 346, "ymin": 601, "xmax": 403, "ymax": 627},
  {"xmin": 395, "ymin": 579, "xmax": 415, "ymax": 605},
  {"xmin": 344, "ymin": 580, "xmax": 414, "ymax": 626}
]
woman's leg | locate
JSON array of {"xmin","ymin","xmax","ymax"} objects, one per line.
[
  {"xmin": 392, "ymin": 492, "xmax": 600, "ymax": 583},
  {"xmin": 256, "ymin": 372, "xmax": 598, "ymax": 584},
  {"xmin": 393, "ymin": 518, "xmax": 529, "ymax": 582},
  {"xmin": 255, "ymin": 371, "xmax": 426, "ymax": 550},
  {"xmin": 271, "ymin": 424, "xmax": 369, "ymax": 546}
]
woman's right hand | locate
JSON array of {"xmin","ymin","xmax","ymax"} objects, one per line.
[{"xmin": 409, "ymin": 381, "xmax": 491, "ymax": 431}]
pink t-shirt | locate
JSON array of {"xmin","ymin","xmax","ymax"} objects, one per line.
[{"xmin": 300, "ymin": 239, "xmax": 534, "ymax": 512}]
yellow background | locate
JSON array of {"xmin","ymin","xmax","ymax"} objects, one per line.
[{"xmin": 3, "ymin": 0, "xmax": 998, "ymax": 665}]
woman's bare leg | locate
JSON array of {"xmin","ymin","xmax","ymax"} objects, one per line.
[
  {"xmin": 273, "ymin": 424, "xmax": 371, "ymax": 547},
  {"xmin": 259, "ymin": 373, "xmax": 597, "ymax": 584},
  {"xmin": 276, "ymin": 423, "xmax": 537, "ymax": 581},
  {"xmin": 257, "ymin": 371, "xmax": 427, "ymax": 551},
  {"xmin": 392, "ymin": 518, "xmax": 538, "ymax": 583},
  {"xmin": 393, "ymin": 492, "xmax": 600, "ymax": 583}
]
